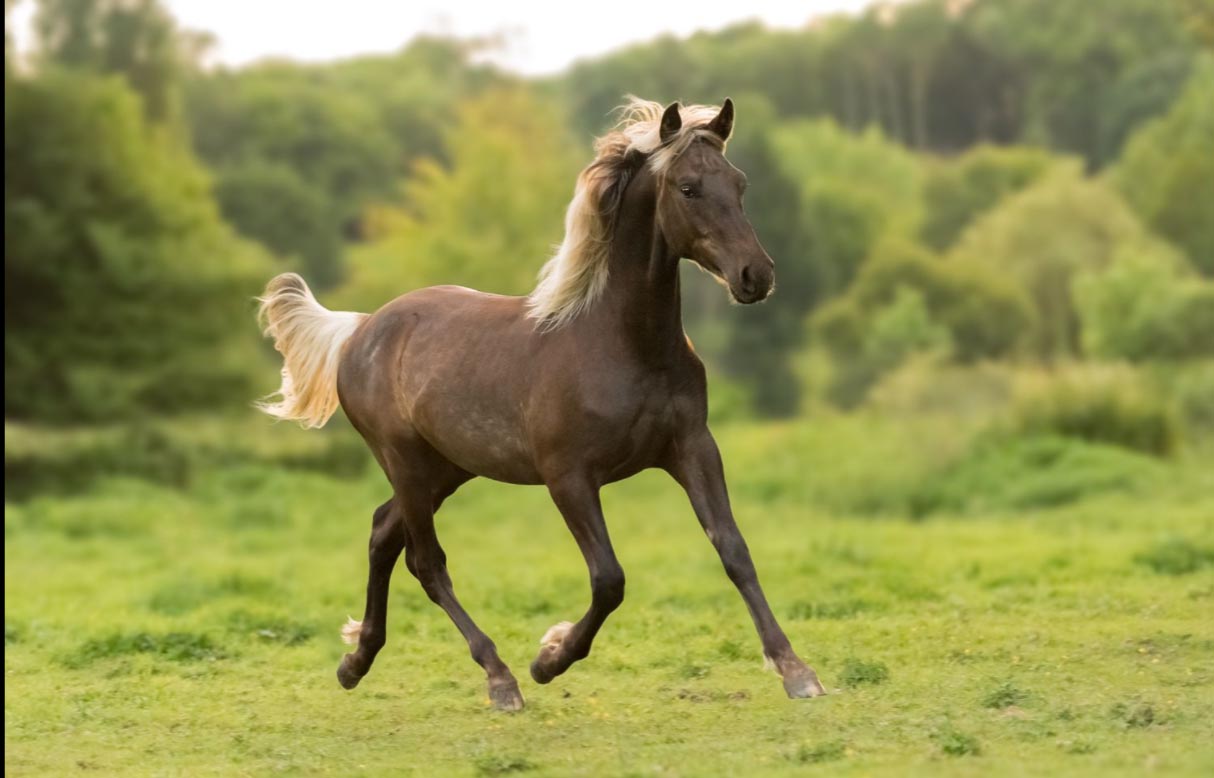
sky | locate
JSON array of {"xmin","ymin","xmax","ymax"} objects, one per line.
[{"xmin": 10, "ymin": 0, "xmax": 884, "ymax": 75}]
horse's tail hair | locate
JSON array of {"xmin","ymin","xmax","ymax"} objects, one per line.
[{"xmin": 256, "ymin": 273, "xmax": 366, "ymax": 429}]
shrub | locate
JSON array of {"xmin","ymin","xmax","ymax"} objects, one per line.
[
  {"xmin": 1168, "ymin": 362, "xmax": 1214, "ymax": 434},
  {"xmin": 909, "ymin": 435, "xmax": 1161, "ymax": 517},
  {"xmin": 1008, "ymin": 366, "xmax": 1179, "ymax": 456},
  {"xmin": 1113, "ymin": 57, "xmax": 1214, "ymax": 275},
  {"xmin": 950, "ymin": 167, "xmax": 1169, "ymax": 359},
  {"xmin": 1134, "ymin": 538, "xmax": 1214, "ymax": 576},
  {"xmin": 920, "ymin": 145, "xmax": 1057, "ymax": 251},
  {"xmin": 4, "ymin": 73, "xmax": 272, "ymax": 423},
  {"xmin": 1076, "ymin": 249, "xmax": 1214, "ymax": 361},
  {"xmin": 839, "ymin": 241, "xmax": 1033, "ymax": 363}
]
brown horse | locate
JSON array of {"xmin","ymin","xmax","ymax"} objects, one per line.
[{"xmin": 257, "ymin": 98, "xmax": 825, "ymax": 711}]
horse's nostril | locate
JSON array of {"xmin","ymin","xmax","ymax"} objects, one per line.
[{"xmin": 740, "ymin": 265, "xmax": 753, "ymax": 290}]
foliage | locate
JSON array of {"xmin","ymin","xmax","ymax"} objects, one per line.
[
  {"xmin": 214, "ymin": 162, "xmax": 345, "ymax": 289},
  {"xmin": 1076, "ymin": 249, "xmax": 1214, "ymax": 361},
  {"xmin": 950, "ymin": 167, "xmax": 1171, "ymax": 360},
  {"xmin": 813, "ymin": 241, "xmax": 1031, "ymax": 406},
  {"xmin": 338, "ymin": 88, "xmax": 581, "ymax": 310},
  {"xmin": 774, "ymin": 119, "xmax": 923, "ymax": 302},
  {"xmin": 4, "ymin": 71, "xmax": 271, "ymax": 422},
  {"xmin": 1006, "ymin": 366, "xmax": 1179, "ymax": 457},
  {"xmin": 1134, "ymin": 537, "xmax": 1214, "ymax": 576},
  {"xmin": 919, "ymin": 144, "xmax": 1057, "ymax": 251},
  {"xmin": 3, "ymin": 417, "xmax": 367, "ymax": 501},
  {"xmin": 185, "ymin": 69, "xmax": 399, "ymax": 232},
  {"xmin": 908, "ymin": 435, "xmax": 1163, "ymax": 517},
  {"xmin": 1168, "ymin": 361, "xmax": 1214, "ymax": 434},
  {"xmin": 33, "ymin": 0, "xmax": 204, "ymax": 123},
  {"xmin": 182, "ymin": 37, "xmax": 502, "ymax": 279},
  {"xmin": 561, "ymin": 0, "xmax": 1198, "ymax": 164},
  {"xmin": 1112, "ymin": 56, "xmax": 1214, "ymax": 275},
  {"xmin": 711, "ymin": 96, "xmax": 815, "ymax": 417},
  {"xmin": 863, "ymin": 287, "xmax": 953, "ymax": 369}
]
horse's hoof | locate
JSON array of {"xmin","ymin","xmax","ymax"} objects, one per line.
[
  {"xmin": 783, "ymin": 667, "xmax": 826, "ymax": 699},
  {"xmin": 336, "ymin": 655, "xmax": 364, "ymax": 690},
  {"xmin": 530, "ymin": 621, "xmax": 573, "ymax": 684},
  {"xmin": 529, "ymin": 647, "xmax": 560, "ymax": 684},
  {"xmin": 489, "ymin": 679, "xmax": 525, "ymax": 712}
]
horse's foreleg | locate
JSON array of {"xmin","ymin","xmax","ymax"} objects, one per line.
[
  {"xmin": 401, "ymin": 488, "xmax": 525, "ymax": 712},
  {"xmin": 530, "ymin": 475, "xmax": 625, "ymax": 684},
  {"xmin": 337, "ymin": 500, "xmax": 403, "ymax": 690},
  {"xmin": 669, "ymin": 429, "xmax": 825, "ymax": 699}
]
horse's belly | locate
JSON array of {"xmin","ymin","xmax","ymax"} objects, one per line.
[{"xmin": 410, "ymin": 402, "xmax": 543, "ymax": 485}]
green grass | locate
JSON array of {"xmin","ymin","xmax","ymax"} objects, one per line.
[{"xmin": 5, "ymin": 418, "xmax": 1214, "ymax": 776}]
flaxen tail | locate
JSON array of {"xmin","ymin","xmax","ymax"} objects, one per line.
[{"xmin": 256, "ymin": 273, "xmax": 366, "ymax": 428}]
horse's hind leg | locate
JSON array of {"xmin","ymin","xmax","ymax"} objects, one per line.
[
  {"xmin": 337, "ymin": 499, "xmax": 403, "ymax": 689},
  {"xmin": 396, "ymin": 465, "xmax": 524, "ymax": 711}
]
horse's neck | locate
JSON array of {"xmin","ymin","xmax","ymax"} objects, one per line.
[{"xmin": 589, "ymin": 169, "xmax": 684, "ymax": 356}]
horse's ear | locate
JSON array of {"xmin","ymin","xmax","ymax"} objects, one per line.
[
  {"xmin": 707, "ymin": 98, "xmax": 734, "ymax": 141},
  {"xmin": 659, "ymin": 101, "xmax": 682, "ymax": 143}
]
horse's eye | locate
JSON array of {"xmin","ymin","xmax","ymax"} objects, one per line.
[{"xmin": 680, "ymin": 185, "xmax": 697, "ymax": 199}]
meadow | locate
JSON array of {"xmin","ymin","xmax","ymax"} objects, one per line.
[
  {"xmin": 8, "ymin": 1, "xmax": 1214, "ymax": 775},
  {"xmin": 6, "ymin": 415, "xmax": 1213, "ymax": 777}
]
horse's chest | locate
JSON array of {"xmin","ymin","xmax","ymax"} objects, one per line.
[{"xmin": 571, "ymin": 373, "xmax": 693, "ymax": 477}]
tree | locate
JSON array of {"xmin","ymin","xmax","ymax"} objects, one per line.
[
  {"xmin": 5, "ymin": 72, "xmax": 271, "ymax": 422},
  {"xmin": 214, "ymin": 163, "xmax": 345, "ymax": 289},
  {"xmin": 950, "ymin": 166, "xmax": 1176, "ymax": 359},
  {"xmin": 337, "ymin": 88, "xmax": 581, "ymax": 311},
  {"xmin": 1076, "ymin": 249, "xmax": 1214, "ymax": 361},
  {"xmin": 712, "ymin": 96, "xmax": 814, "ymax": 417},
  {"xmin": 34, "ymin": 0, "xmax": 206, "ymax": 123},
  {"xmin": 1113, "ymin": 56, "xmax": 1214, "ymax": 275},
  {"xmin": 919, "ymin": 144, "xmax": 1058, "ymax": 251},
  {"xmin": 773, "ymin": 118, "xmax": 923, "ymax": 304}
]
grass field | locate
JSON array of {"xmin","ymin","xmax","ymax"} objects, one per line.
[{"xmin": 5, "ymin": 416, "xmax": 1214, "ymax": 776}]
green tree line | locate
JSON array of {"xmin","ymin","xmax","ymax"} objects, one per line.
[{"xmin": 5, "ymin": 0, "xmax": 1212, "ymax": 423}]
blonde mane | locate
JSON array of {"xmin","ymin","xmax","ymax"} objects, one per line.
[{"xmin": 526, "ymin": 97, "xmax": 727, "ymax": 329}]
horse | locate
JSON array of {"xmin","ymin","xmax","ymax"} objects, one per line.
[{"xmin": 256, "ymin": 97, "xmax": 825, "ymax": 711}]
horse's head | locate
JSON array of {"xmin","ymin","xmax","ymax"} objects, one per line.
[{"xmin": 653, "ymin": 99, "xmax": 774, "ymax": 304}]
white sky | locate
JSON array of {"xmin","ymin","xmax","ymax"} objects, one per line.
[{"xmin": 9, "ymin": 0, "xmax": 883, "ymax": 75}]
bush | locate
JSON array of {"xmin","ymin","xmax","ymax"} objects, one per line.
[
  {"xmin": 1008, "ymin": 366, "xmax": 1179, "ymax": 456},
  {"xmin": 909, "ymin": 435, "xmax": 1162, "ymax": 517},
  {"xmin": 1168, "ymin": 362, "xmax": 1214, "ymax": 435},
  {"xmin": 1076, "ymin": 249, "xmax": 1214, "ymax": 361},
  {"xmin": 866, "ymin": 360, "xmax": 1014, "ymax": 419},
  {"xmin": 3, "ymin": 417, "xmax": 369, "ymax": 501},
  {"xmin": 850, "ymin": 242, "xmax": 1033, "ymax": 362},
  {"xmin": 1134, "ymin": 538, "xmax": 1214, "ymax": 576},
  {"xmin": 812, "ymin": 241, "xmax": 1032, "ymax": 407},
  {"xmin": 215, "ymin": 162, "xmax": 345, "ymax": 289},
  {"xmin": 1113, "ymin": 57, "xmax": 1214, "ymax": 275},
  {"xmin": 4, "ymin": 72, "xmax": 272, "ymax": 423},
  {"xmin": 920, "ymin": 145, "xmax": 1057, "ymax": 251},
  {"xmin": 950, "ymin": 167, "xmax": 1168, "ymax": 359}
]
